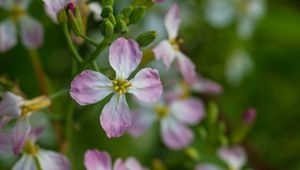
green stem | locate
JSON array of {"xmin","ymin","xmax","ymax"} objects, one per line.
[
  {"xmin": 81, "ymin": 35, "xmax": 99, "ymax": 47},
  {"xmin": 33, "ymin": 156, "xmax": 42, "ymax": 170},
  {"xmin": 92, "ymin": 61, "xmax": 100, "ymax": 71},
  {"xmin": 62, "ymin": 23, "xmax": 83, "ymax": 63},
  {"xmin": 49, "ymin": 88, "xmax": 69, "ymax": 100}
]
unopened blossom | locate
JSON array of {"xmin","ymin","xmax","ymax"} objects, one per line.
[
  {"xmin": 84, "ymin": 149, "xmax": 148, "ymax": 170},
  {"xmin": 153, "ymin": 4, "xmax": 197, "ymax": 85},
  {"xmin": 128, "ymin": 94, "xmax": 204, "ymax": 150},
  {"xmin": 0, "ymin": 0, "xmax": 44, "ymax": 52},
  {"xmin": 218, "ymin": 146, "xmax": 247, "ymax": 170},
  {"xmin": 0, "ymin": 92, "xmax": 51, "ymax": 155},
  {"xmin": 243, "ymin": 108, "xmax": 256, "ymax": 124},
  {"xmin": 70, "ymin": 38, "xmax": 162, "ymax": 138},
  {"xmin": 12, "ymin": 127, "xmax": 71, "ymax": 170}
]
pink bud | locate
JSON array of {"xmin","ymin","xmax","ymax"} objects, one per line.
[
  {"xmin": 243, "ymin": 108, "xmax": 256, "ymax": 124},
  {"xmin": 66, "ymin": 3, "xmax": 76, "ymax": 15}
]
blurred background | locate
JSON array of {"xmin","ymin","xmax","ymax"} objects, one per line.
[{"xmin": 1, "ymin": 0, "xmax": 300, "ymax": 169}]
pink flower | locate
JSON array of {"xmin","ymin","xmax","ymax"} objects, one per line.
[
  {"xmin": 195, "ymin": 163, "xmax": 222, "ymax": 170},
  {"xmin": 128, "ymin": 95, "xmax": 205, "ymax": 150},
  {"xmin": 70, "ymin": 38, "xmax": 163, "ymax": 138},
  {"xmin": 218, "ymin": 146, "xmax": 247, "ymax": 170},
  {"xmin": 84, "ymin": 149, "xmax": 147, "ymax": 170},
  {"xmin": 153, "ymin": 4, "xmax": 197, "ymax": 85},
  {"xmin": 0, "ymin": 0, "xmax": 44, "ymax": 52}
]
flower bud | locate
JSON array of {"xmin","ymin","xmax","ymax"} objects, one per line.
[
  {"xmin": 136, "ymin": 31, "xmax": 157, "ymax": 47},
  {"xmin": 57, "ymin": 9, "xmax": 68, "ymax": 24},
  {"xmin": 207, "ymin": 101, "xmax": 218, "ymax": 125},
  {"xmin": 107, "ymin": 14, "xmax": 116, "ymax": 26},
  {"xmin": 66, "ymin": 3, "xmax": 84, "ymax": 36},
  {"xmin": 121, "ymin": 6, "xmax": 133, "ymax": 18},
  {"xmin": 100, "ymin": 0, "xmax": 114, "ymax": 6},
  {"xmin": 243, "ymin": 108, "xmax": 256, "ymax": 124},
  {"xmin": 99, "ymin": 19, "xmax": 114, "ymax": 37},
  {"xmin": 101, "ymin": 6, "xmax": 113, "ymax": 18},
  {"xmin": 129, "ymin": 6, "xmax": 146, "ymax": 24},
  {"xmin": 114, "ymin": 18, "xmax": 128, "ymax": 34}
]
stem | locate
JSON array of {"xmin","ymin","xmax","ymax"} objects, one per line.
[
  {"xmin": 92, "ymin": 61, "xmax": 100, "ymax": 72},
  {"xmin": 33, "ymin": 156, "xmax": 42, "ymax": 170},
  {"xmin": 28, "ymin": 49, "xmax": 48, "ymax": 95},
  {"xmin": 49, "ymin": 88, "xmax": 69, "ymax": 100},
  {"xmin": 62, "ymin": 23, "xmax": 83, "ymax": 63},
  {"xmin": 81, "ymin": 35, "xmax": 99, "ymax": 47}
]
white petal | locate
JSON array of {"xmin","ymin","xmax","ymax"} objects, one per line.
[
  {"xmin": 165, "ymin": 4, "xmax": 181, "ymax": 39},
  {"xmin": 38, "ymin": 149, "xmax": 71, "ymax": 170},
  {"xmin": 88, "ymin": 2, "xmax": 102, "ymax": 21},
  {"xmin": 0, "ymin": 19, "xmax": 17, "ymax": 52},
  {"xmin": 12, "ymin": 155, "xmax": 36, "ymax": 170},
  {"xmin": 153, "ymin": 40, "xmax": 176, "ymax": 69}
]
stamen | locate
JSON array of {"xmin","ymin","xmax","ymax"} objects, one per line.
[
  {"xmin": 155, "ymin": 105, "xmax": 169, "ymax": 118},
  {"xmin": 21, "ymin": 96, "xmax": 51, "ymax": 117},
  {"xmin": 112, "ymin": 79, "xmax": 132, "ymax": 95},
  {"xmin": 23, "ymin": 140, "xmax": 39, "ymax": 156},
  {"xmin": 10, "ymin": 6, "xmax": 26, "ymax": 22}
]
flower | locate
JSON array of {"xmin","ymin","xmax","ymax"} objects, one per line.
[
  {"xmin": 12, "ymin": 127, "xmax": 71, "ymax": 170},
  {"xmin": 128, "ymin": 94, "xmax": 204, "ymax": 150},
  {"xmin": 84, "ymin": 149, "xmax": 147, "ymax": 170},
  {"xmin": 70, "ymin": 38, "xmax": 162, "ymax": 138},
  {"xmin": 218, "ymin": 146, "xmax": 247, "ymax": 170},
  {"xmin": 153, "ymin": 4, "xmax": 197, "ymax": 85},
  {"xmin": 195, "ymin": 163, "xmax": 223, "ymax": 170},
  {"xmin": 0, "ymin": 0, "xmax": 44, "ymax": 52}
]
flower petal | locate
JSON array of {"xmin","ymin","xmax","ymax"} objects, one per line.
[
  {"xmin": 113, "ymin": 158, "xmax": 126, "ymax": 170},
  {"xmin": 128, "ymin": 68, "xmax": 162, "ymax": 103},
  {"xmin": 12, "ymin": 155, "xmax": 36, "ymax": 170},
  {"xmin": 127, "ymin": 110, "xmax": 155, "ymax": 137},
  {"xmin": 19, "ymin": 15, "xmax": 44, "ymax": 49},
  {"xmin": 42, "ymin": 0, "xmax": 71, "ymax": 16},
  {"xmin": 0, "ymin": 132, "xmax": 11, "ymax": 154},
  {"xmin": 192, "ymin": 77, "xmax": 223, "ymax": 94},
  {"xmin": 0, "ymin": 116, "xmax": 12, "ymax": 129},
  {"xmin": 84, "ymin": 149, "xmax": 111, "ymax": 170},
  {"xmin": 0, "ymin": 19, "xmax": 17, "ymax": 52},
  {"xmin": 70, "ymin": 70, "xmax": 113, "ymax": 105},
  {"xmin": 12, "ymin": 117, "xmax": 31, "ymax": 155},
  {"xmin": 88, "ymin": 2, "xmax": 102, "ymax": 21},
  {"xmin": 170, "ymin": 98, "xmax": 205, "ymax": 125},
  {"xmin": 161, "ymin": 118, "xmax": 193, "ymax": 150},
  {"xmin": 38, "ymin": 149, "xmax": 71, "ymax": 170},
  {"xmin": 176, "ymin": 52, "xmax": 197, "ymax": 85},
  {"xmin": 0, "ymin": 92, "xmax": 23, "ymax": 117},
  {"xmin": 12, "ymin": 0, "xmax": 31, "ymax": 10},
  {"xmin": 125, "ymin": 157, "xmax": 147, "ymax": 170},
  {"xmin": 109, "ymin": 38, "xmax": 142, "ymax": 79},
  {"xmin": 153, "ymin": 40, "xmax": 176, "ymax": 69},
  {"xmin": 218, "ymin": 146, "xmax": 247, "ymax": 170},
  {"xmin": 100, "ymin": 94, "xmax": 131, "ymax": 138},
  {"xmin": 165, "ymin": 4, "xmax": 181, "ymax": 39},
  {"xmin": 196, "ymin": 164, "xmax": 222, "ymax": 170}
]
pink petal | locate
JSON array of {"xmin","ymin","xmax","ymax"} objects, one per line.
[
  {"xmin": 109, "ymin": 38, "xmax": 142, "ymax": 79},
  {"xmin": 100, "ymin": 95, "xmax": 131, "ymax": 138},
  {"xmin": 218, "ymin": 146, "xmax": 247, "ymax": 170},
  {"xmin": 0, "ymin": 92, "xmax": 23, "ymax": 117},
  {"xmin": 19, "ymin": 15, "xmax": 44, "ymax": 49},
  {"xmin": 0, "ymin": 116, "xmax": 12, "ymax": 129},
  {"xmin": 38, "ymin": 149, "xmax": 71, "ymax": 170},
  {"xmin": 128, "ymin": 68, "xmax": 163, "ymax": 103},
  {"xmin": 170, "ymin": 98, "xmax": 205, "ymax": 125},
  {"xmin": 192, "ymin": 77, "xmax": 223, "ymax": 94},
  {"xmin": 113, "ymin": 158, "xmax": 126, "ymax": 170},
  {"xmin": 161, "ymin": 118, "xmax": 193, "ymax": 150},
  {"xmin": 196, "ymin": 164, "xmax": 222, "ymax": 170},
  {"xmin": 153, "ymin": 40, "xmax": 176, "ymax": 69},
  {"xmin": 12, "ymin": 155, "xmax": 36, "ymax": 170},
  {"xmin": 0, "ymin": 19, "xmax": 17, "ymax": 52},
  {"xmin": 44, "ymin": 4, "xmax": 58, "ymax": 23},
  {"xmin": 70, "ymin": 70, "xmax": 113, "ymax": 105},
  {"xmin": 165, "ymin": 4, "xmax": 181, "ymax": 39},
  {"xmin": 12, "ymin": 117, "xmax": 31, "ymax": 155},
  {"xmin": 84, "ymin": 149, "xmax": 111, "ymax": 170},
  {"xmin": 176, "ymin": 52, "xmax": 197, "ymax": 85},
  {"xmin": 42, "ymin": 0, "xmax": 71, "ymax": 16},
  {"xmin": 127, "ymin": 110, "xmax": 155, "ymax": 137},
  {"xmin": 0, "ymin": 132, "xmax": 11, "ymax": 154},
  {"xmin": 125, "ymin": 157, "xmax": 147, "ymax": 170}
]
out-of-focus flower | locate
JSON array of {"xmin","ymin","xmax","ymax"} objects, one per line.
[
  {"xmin": 12, "ymin": 127, "xmax": 71, "ymax": 170},
  {"xmin": 243, "ymin": 108, "xmax": 256, "ymax": 124},
  {"xmin": 153, "ymin": 0, "xmax": 165, "ymax": 3},
  {"xmin": 0, "ymin": 0, "xmax": 44, "ymax": 52},
  {"xmin": 196, "ymin": 163, "xmax": 223, "ymax": 170},
  {"xmin": 128, "ymin": 94, "xmax": 205, "ymax": 150},
  {"xmin": 218, "ymin": 146, "xmax": 247, "ymax": 170},
  {"xmin": 225, "ymin": 49, "xmax": 254, "ymax": 86},
  {"xmin": 84, "ymin": 149, "xmax": 148, "ymax": 170},
  {"xmin": 70, "ymin": 38, "xmax": 162, "ymax": 138},
  {"xmin": 0, "ymin": 92, "xmax": 51, "ymax": 155},
  {"xmin": 153, "ymin": 4, "xmax": 197, "ymax": 85},
  {"xmin": 205, "ymin": 0, "xmax": 266, "ymax": 40}
]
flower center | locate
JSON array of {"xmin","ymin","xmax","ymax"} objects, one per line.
[
  {"xmin": 23, "ymin": 140, "xmax": 39, "ymax": 156},
  {"xmin": 113, "ymin": 80, "xmax": 132, "ymax": 95},
  {"xmin": 21, "ymin": 96, "xmax": 51, "ymax": 117},
  {"xmin": 169, "ymin": 39, "xmax": 183, "ymax": 52},
  {"xmin": 10, "ymin": 5, "xmax": 26, "ymax": 22},
  {"xmin": 154, "ymin": 105, "xmax": 169, "ymax": 118}
]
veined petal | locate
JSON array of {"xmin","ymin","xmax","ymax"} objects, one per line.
[
  {"xmin": 170, "ymin": 98, "xmax": 205, "ymax": 125},
  {"xmin": 42, "ymin": 0, "xmax": 74, "ymax": 22},
  {"xmin": 12, "ymin": 117, "xmax": 31, "ymax": 155},
  {"xmin": 0, "ymin": 92, "xmax": 23, "ymax": 117},
  {"xmin": 125, "ymin": 157, "xmax": 147, "ymax": 170},
  {"xmin": 109, "ymin": 38, "xmax": 142, "ymax": 79},
  {"xmin": 0, "ymin": 132, "xmax": 11, "ymax": 154},
  {"xmin": 161, "ymin": 118, "xmax": 193, "ymax": 150},
  {"xmin": 0, "ymin": 19, "xmax": 17, "ymax": 52},
  {"xmin": 192, "ymin": 77, "xmax": 223, "ymax": 94},
  {"xmin": 127, "ymin": 110, "xmax": 155, "ymax": 137},
  {"xmin": 0, "ymin": 116, "xmax": 12, "ymax": 129},
  {"xmin": 218, "ymin": 146, "xmax": 247, "ymax": 170},
  {"xmin": 100, "ymin": 94, "xmax": 131, "ymax": 138},
  {"xmin": 70, "ymin": 70, "xmax": 113, "ymax": 105},
  {"xmin": 84, "ymin": 149, "xmax": 112, "ymax": 170},
  {"xmin": 88, "ymin": 2, "xmax": 102, "ymax": 21},
  {"xmin": 153, "ymin": 40, "xmax": 176, "ymax": 69},
  {"xmin": 165, "ymin": 4, "xmax": 181, "ymax": 39},
  {"xmin": 38, "ymin": 149, "xmax": 71, "ymax": 170},
  {"xmin": 176, "ymin": 52, "xmax": 197, "ymax": 85},
  {"xmin": 19, "ymin": 15, "xmax": 44, "ymax": 49},
  {"xmin": 128, "ymin": 68, "xmax": 162, "ymax": 103},
  {"xmin": 196, "ymin": 164, "xmax": 223, "ymax": 170},
  {"xmin": 12, "ymin": 155, "xmax": 36, "ymax": 170},
  {"xmin": 113, "ymin": 158, "xmax": 126, "ymax": 170}
]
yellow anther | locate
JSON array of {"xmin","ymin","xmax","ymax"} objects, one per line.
[
  {"xmin": 21, "ymin": 96, "xmax": 51, "ymax": 117},
  {"xmin": 112, "ymin": 79, "xmax": 132, "ymax": 95},
  {"xmin": 10, "ymin": 6, "xmax": 26, "ymax": 22},
  {"xmin": 155, "ymin": 105, "xmax": 169, "ymax": 118},
  {"xmin": 23, "ymin": 140, "xmax": 39, "ymax": 156}
]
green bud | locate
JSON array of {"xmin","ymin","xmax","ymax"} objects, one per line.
[
  {"xmin": 207, "ymin": 101, "xmax": 219, "ymax": 125},
  {"xmin": 129, "ymin": 6, "xmax": 146, "ymax": 24},
  {"xmin": 100, "ymin": 19, "xmax": 114, "ymax": 37},
  {"xmin": 107, "ymin": 14, "xmax": 116, "ymax": 26},
  {"xmin": 185, "ymin": 147, "xmax": 200, "ymax": 161},
  {"xmin": 100, "ymin": 0, "xmax": 114, "ymax": 6},
  {"xmin": 57, "ymin": 10, "xmax": 68, "ymax": 24},
  {"xmin": 136, "ymin": 31, "xmax": 157, "ymax": 47},
  {"xmin": 67, "ymin": 6, "xmax": 84, "ymax": 36},
  {"xmin": 114, "ymin": 18, "xmax": 128, "ymax": 34},
  {"xmin": 121, "ymin": 6, "xmax": 133, "ymax": 18},
  {"xmin": 101, "ymin": 6, "xmax": 113, "ymax": 18}
]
